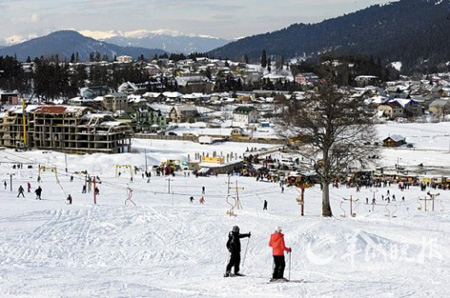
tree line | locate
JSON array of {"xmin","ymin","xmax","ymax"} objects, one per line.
[
  {"xmin": 0, "ymin": 55, "xmax": 160, "ymax": 99},
  {"xmin": 0, "ymin": 51, "xmax": 403, "ymax": 100}
]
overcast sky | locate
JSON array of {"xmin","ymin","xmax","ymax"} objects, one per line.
[{"xmin": 0, "ymin": 0, "xmax": 393, "ymax": 44}]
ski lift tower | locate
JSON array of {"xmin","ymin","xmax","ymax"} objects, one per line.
[
  {"xmin": 16, "ymin": 98, "xmax": 28, "ymax": 151},
  {"xmin": 22, "ymin": 98, "xmax": 27, "ymax": 148}
]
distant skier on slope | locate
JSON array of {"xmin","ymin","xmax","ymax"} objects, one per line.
[
  {"xmin": 35, "ymin": 186, "xmax": 42, "ymax": 200},
  {"xmin": 17, "ymin": 185, "xmax": 25, "ymax": 198},
  {"xmin": 269, "ymin": 226, "xmax": 291, "ymax": 281},
  {"xmin": 224, "ymin": 225, "xmax": 251, "ymax": 277}
]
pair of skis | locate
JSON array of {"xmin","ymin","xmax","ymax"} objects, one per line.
[
  {"xmin": 223, "ymin": 273, "xmax": 245, "ymax": 277},
  {"xmin": 268, "ymin": 278, "xmax": 305, "ymax": 283},
  {"xmin": 224, "ymin": 274, "xmax": 305, "ymax": 283}
]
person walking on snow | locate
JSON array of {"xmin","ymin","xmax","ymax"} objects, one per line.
[
  {"xmin": 199, "ymin": 196, "xmax": 205, "ymax": 204},
  {"xmin": 225, "ymin": 225, "xmax": 251, "ymax": 277},
  {"xmin": 269, "ymin": 226, "xmax": 291, "ymax": 281},
  {"xmin": 67, "ymin": 194, "xmax": 72, "ymax": 204},
  {"xmin": 35, "ymin": 186, "xmax": 42, "ymax": 200},
  {"xmin": 27, "ymin": 182, "xmax": 31, "ymax": 193},
  {"xmin": 263, "ymin": 200, "xmax": 268, "ymax": 210},
  {"xmin": 17, "ymin": 185, "xmax": 25, "ymax": 198}
]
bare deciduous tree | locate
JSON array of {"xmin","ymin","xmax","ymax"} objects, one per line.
[{"xmin": 277, "ymin": 86, "xmax": 378, "ymax": 217}]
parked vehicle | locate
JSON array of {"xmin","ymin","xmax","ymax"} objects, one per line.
[
  {"xmin": 199, "ymin": 136, "xmax": 213, "ymax": 145},
  {"xmin": 280, "ymin": 159, "xmax": 295, "ymax": 168}
]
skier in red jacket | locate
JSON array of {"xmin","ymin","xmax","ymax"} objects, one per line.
[{"xmin": 269, "ymin": 226, "xmax": 291, "ymax": 281}]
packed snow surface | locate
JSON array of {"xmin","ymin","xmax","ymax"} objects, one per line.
[{"xmin": 0, "ymin": 122, "xmax": 450, "ymax": 297}]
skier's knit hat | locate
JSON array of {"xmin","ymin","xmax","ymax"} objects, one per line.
[
  {"xmin": 232, "ymin": 225, "xmax": 240, "ymax": 233},
  {"xmin": 275, "ymin": 226, "xmax": 282, "ymax": 232}
]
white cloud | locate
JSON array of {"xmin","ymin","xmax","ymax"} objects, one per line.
[
  {"xmin": 4, "ymin": 35, "xmax": 26, "ymax": 45},
  {"xmin": 30, "ymin": 13, "xmax": 40, "ymax": 23},
  {"xmin": 4, "ymin": 33, "xmax": 38, "ymax": 45},
  {"xmin": 79, "ymin": 30, "xmax": 119, "ymax": 40},
  {"xmin": 0, "ymin": 0, "xmax": 395, "ymax": 41}
]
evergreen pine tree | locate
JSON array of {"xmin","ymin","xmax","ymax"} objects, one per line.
[{"xmin": 261, "ymin": 50, "xmax": 267, "ymax": 68}]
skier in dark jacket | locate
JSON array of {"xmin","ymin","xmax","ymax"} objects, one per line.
[
  {"xmin": 17, "ymin": 185, "xmax": 25, "ymax": 198},
  {"xmin": 225, "ymin": 225, "xmax": 251, "ymax": 277},
  {"xmin": 35, "ymin": 186, "xmax": 42, "ymax": 200}
]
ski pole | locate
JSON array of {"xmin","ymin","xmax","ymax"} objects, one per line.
[
  {"xmin": 242, "ymin": 236, "xmax": 250, "ymax": 267},
  {"xmin": 288, "ymin": 251, "xmax": 291, "ymax": 281}
]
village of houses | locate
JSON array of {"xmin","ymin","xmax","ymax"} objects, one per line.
[{"xmin": 1, "ymin": 55, "xmax": 450, "ymax": 187}]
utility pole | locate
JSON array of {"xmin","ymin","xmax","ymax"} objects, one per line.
[
  {"xmin": 420, "ymin": 196, "xmax": 433, "ymax": 211},
  {"xmin": 371, "ymin": 189, "xmax": 378, "ymax": 203},
  {"xmin": 427, "ymin": 192, "xmax": 440, "ymax": 212},
  {"xmin": 144, "ymin": 148, "xmax": 148, "ymax": 172},
  {"xmin": 299, "ymin": 186, "xmax": 305, "ymax": 216},
  {"xmin": 10, "ymin": 173, "xmax": 14, "ymax": 192},
  {"xmin": 93, "ymin": 176, "xmax": 97, "ymax": 205},
  {"xmin": 343, "ymin": 196, "xmax": 359, "ymax": 217},
  {"xmin": 166, "ymin": 178, "xmax": 173, "ymax": 194},
  {"xmin": 227, "ymin": 176, "xmax": 233, "ymax": 195},
  {"xmin": 65, "ymin": 153, "xmax": 68, "ymax": 173},
  {"xmin": 21, "ymin": 98, "xmax": 27, "ymax": 148},
  {"xmin": 230, "ymin": 180, "xmax": 244, "ymax": 209}
]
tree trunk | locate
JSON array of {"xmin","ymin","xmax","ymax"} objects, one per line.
[{"xmin": 322, "ymin": 181, "xmax": 333, "ymax": 217}]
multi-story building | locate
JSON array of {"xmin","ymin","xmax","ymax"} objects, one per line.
[
  {"xmin": 169, "ymin": 105, "xmax": 199, "ymax": 123},
  {"xmin": 233, "ymin": 106, "xmax": 259, "ymax": 124},
  {"xmin": 117, "ymin": 104, "xmax": 168, "ymax": 133},
  {"xmin": 378, "ymin": 98, "xmax": 422, "ymax": 120},
  {"xmin": 0, "ymin": 105, "xmax": 132, "ymax": 154},
  {"xmin": 103, "ymin": 92, "xmax": 128, "ymax": 112}
]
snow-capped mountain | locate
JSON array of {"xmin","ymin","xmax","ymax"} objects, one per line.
[
  {"xmin": 79, "ymin": 29, "xmax": 230, "ymax": 54},
  {"xmin": 0, "ymin": 30, "xmax": 166, "ymax": 62}
]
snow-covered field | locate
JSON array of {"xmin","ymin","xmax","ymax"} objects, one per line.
[
  {"xmin": 0, "ymin": 122, "xmax": 449, "ymax": 298},
  {"xmin": 376, "ymin": 122, "xmax": 450, "ymax": 175}
]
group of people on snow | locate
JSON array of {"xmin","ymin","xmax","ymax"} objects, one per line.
[
  {"xmin": 189, "ymin": 196, "xmax": 206, "ymax": 204},
  {"xmin": 16, "ymin": 184, "xmax": 42, "ymax": 200},
  {"xmin": 225, "ymin": 225, "xmax": 291, "ymax": 281}
]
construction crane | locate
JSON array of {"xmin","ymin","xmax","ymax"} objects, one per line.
[
  {"xmin": 16, "ymin": 98, "xmax": 27, "ymax": 151},
  {"xmin": 22, "ymin": 98, "xmax": 27, "ymax": 147}
]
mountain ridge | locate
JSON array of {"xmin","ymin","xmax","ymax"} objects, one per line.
[
  {"xmin": 208, "ymin": 0, "xmax": 450, "ymax": 72},
  {"xmin": 1, "ymin": 29, "xmax": 230, "ymax": 56},
  {"xmin": 94, "ymin": 30, "xmax": 230, "ymax": 54},
  {"xmin": 0, "ymin": 30, "xmax": 166, "ymax": 62}
]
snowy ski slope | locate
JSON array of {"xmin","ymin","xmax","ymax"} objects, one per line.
[{"xmin": 0, "ymin": 122, "xmax": 449, "ymax": 297}]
